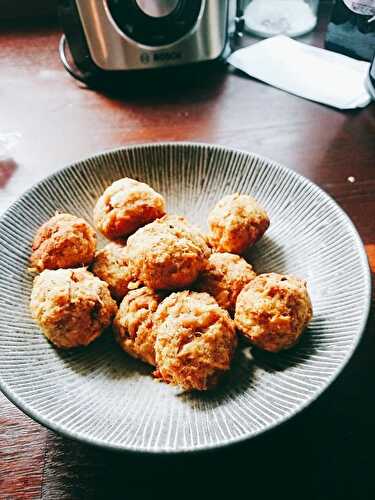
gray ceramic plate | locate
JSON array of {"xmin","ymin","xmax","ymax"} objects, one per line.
[{"xmin": 0, "ymin": 143, "xmax": 371, "ymax": 453}]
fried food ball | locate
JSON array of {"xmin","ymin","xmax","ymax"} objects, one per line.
[
  {"xmin": 235, "ymin": 273, "xmax": 312, "ymax": 352},
  {"xmin": 30, "ymin": 213, "xmax": 96, "ymax": 272},
  {"xmin": 91, "ymin": 241, "xmax": 140, "ymax": 301},
  {"xmin": 30, "ymin": 268, "xmax": 117, "ymax": 348},
  {"xmin": 93, "ymin": 178, "xmax": 166, "ymax": 240},
  {"xmin": 208, "ymin": 193, "xmax": 269, "ymax": 254},
  {"xmin": 113, "ymin": 287, "xmax": 164, "ymax": 366},
  {"xmin": 196, "ymin": 253, "xmax": 256, "ymax": 313},
  {"xmin": 126, "ymin": 215, "xmax": 211, "ymax": 290},
  {"xmin": 154, "ymin": 291, "xmax": 237, "ymax": 391}
]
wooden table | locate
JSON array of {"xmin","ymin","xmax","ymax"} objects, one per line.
[{"xmin": 1, "ymin": 3, "xmax": 374, "ymax": 499}]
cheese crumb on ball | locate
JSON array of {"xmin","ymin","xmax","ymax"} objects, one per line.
[
  {"xmin": 113, "ymin": 287, "xmax": 163, "ymax": 366},
  {"xmin": 93, "ymin": 178, "xmax": 166, "ymax": 240},
  {"xmin": 154, "ymin": 291, "xmax": 237, "ymax": 391},
  {"xmin": 235, "ymin": 273, "xmax": 312, "ymax": 352},
  {"xmin": 30, "ymin": 213, "xmax": 96, "ymax": 272},
  {"xmin": 208, "ymin": 193, "xmax": 269, "ymax": 254},
  {"xmin": 126, "ymin": 215, "xmax": 211, "ymax": 290},
  {"xmin": 30, "ymin": 268, "xmax": 117, "ymax": 348},
  {"xmin": 196, "ymin": 252, "xmax": 256, "ymax": 313},
  {"xmin": 91, "ymin": 241, "xmax": 139, "ymax": 301}
]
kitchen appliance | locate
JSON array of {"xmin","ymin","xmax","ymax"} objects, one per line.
[{"xmin": 58, "ymin": 0, "xmax": 244, "ymax": 84}]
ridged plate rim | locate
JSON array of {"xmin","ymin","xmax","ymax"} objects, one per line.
[{"xmin": 0, "ymin": 142, "xmax": 371, "ymax": 454}]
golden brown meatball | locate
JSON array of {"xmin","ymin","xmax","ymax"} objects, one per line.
[
  {"xmin": 208, "ymin": 193, "xmax": 269, "ymax": 254},
  {"xmin": 30, "ymin": 213, "xmax": 96, "ymax": 272},
  {"xmin": 154, "ymin": 291, "xmax": 237, "ymax": 391},
  {"xmin": 91, "ymin": 241, "xmax": 140, "ymax": 301},
  {"xmin": 113, "ymin": 287, "xmax": 163, "ymax": 366},
  {"xmin": 235, "ymin": 273, "xmax": 312, "ymax": 352},
  {"xmin": 30, "ymin": 268, "xmax": 117, "ymax": 348},
  {"xmin": 93, "ymin": 178, "xmax": 166, "ymax": 240},
  {"xmin": 126, "ymin": 215, "xmax": 210, "ymax": 290},
  {"xmin": 196, "ymin": 253, "xmax": 256, "ymax": 313}
]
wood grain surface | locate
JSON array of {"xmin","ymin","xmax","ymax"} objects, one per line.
[{"xmin": 0, "ymin": 3, "xmax": 374, "ymax": 499}]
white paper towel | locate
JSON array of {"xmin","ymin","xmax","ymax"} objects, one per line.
[{"xmin": 228, "ymin": 36, "xmax": 371, "ymax": 109}]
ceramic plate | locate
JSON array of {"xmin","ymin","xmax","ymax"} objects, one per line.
[{"xmin": 0, "ymin": 143, "xmax": 370, "ymax": 453}]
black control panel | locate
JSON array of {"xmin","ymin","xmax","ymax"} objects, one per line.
[{"xmin": 107, "ymin": 0, "xmax": 202, "ymax": 46}]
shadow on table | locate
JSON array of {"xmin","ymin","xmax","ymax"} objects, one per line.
[{"xmin": 80, "ymin": 61, "xmax": 229, "ymax": 103}]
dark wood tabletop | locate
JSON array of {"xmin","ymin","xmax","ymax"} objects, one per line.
[{"xmin": 1, "ymin": 2, "xmax": 374, "ymax": 499}]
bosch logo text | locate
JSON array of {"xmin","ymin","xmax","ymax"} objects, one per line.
[{"xmin": 140, "ymin": 52, "xmax": 182, "ymax": 64}]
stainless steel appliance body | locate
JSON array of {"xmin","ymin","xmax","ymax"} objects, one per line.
[{"xmin": 58, "ymin": 0, "xmax": 244, "ymax": 83}]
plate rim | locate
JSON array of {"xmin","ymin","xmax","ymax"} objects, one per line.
[{"xmin": 0, "ymin": 141, "xmax": 371, "ymax": 454}]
